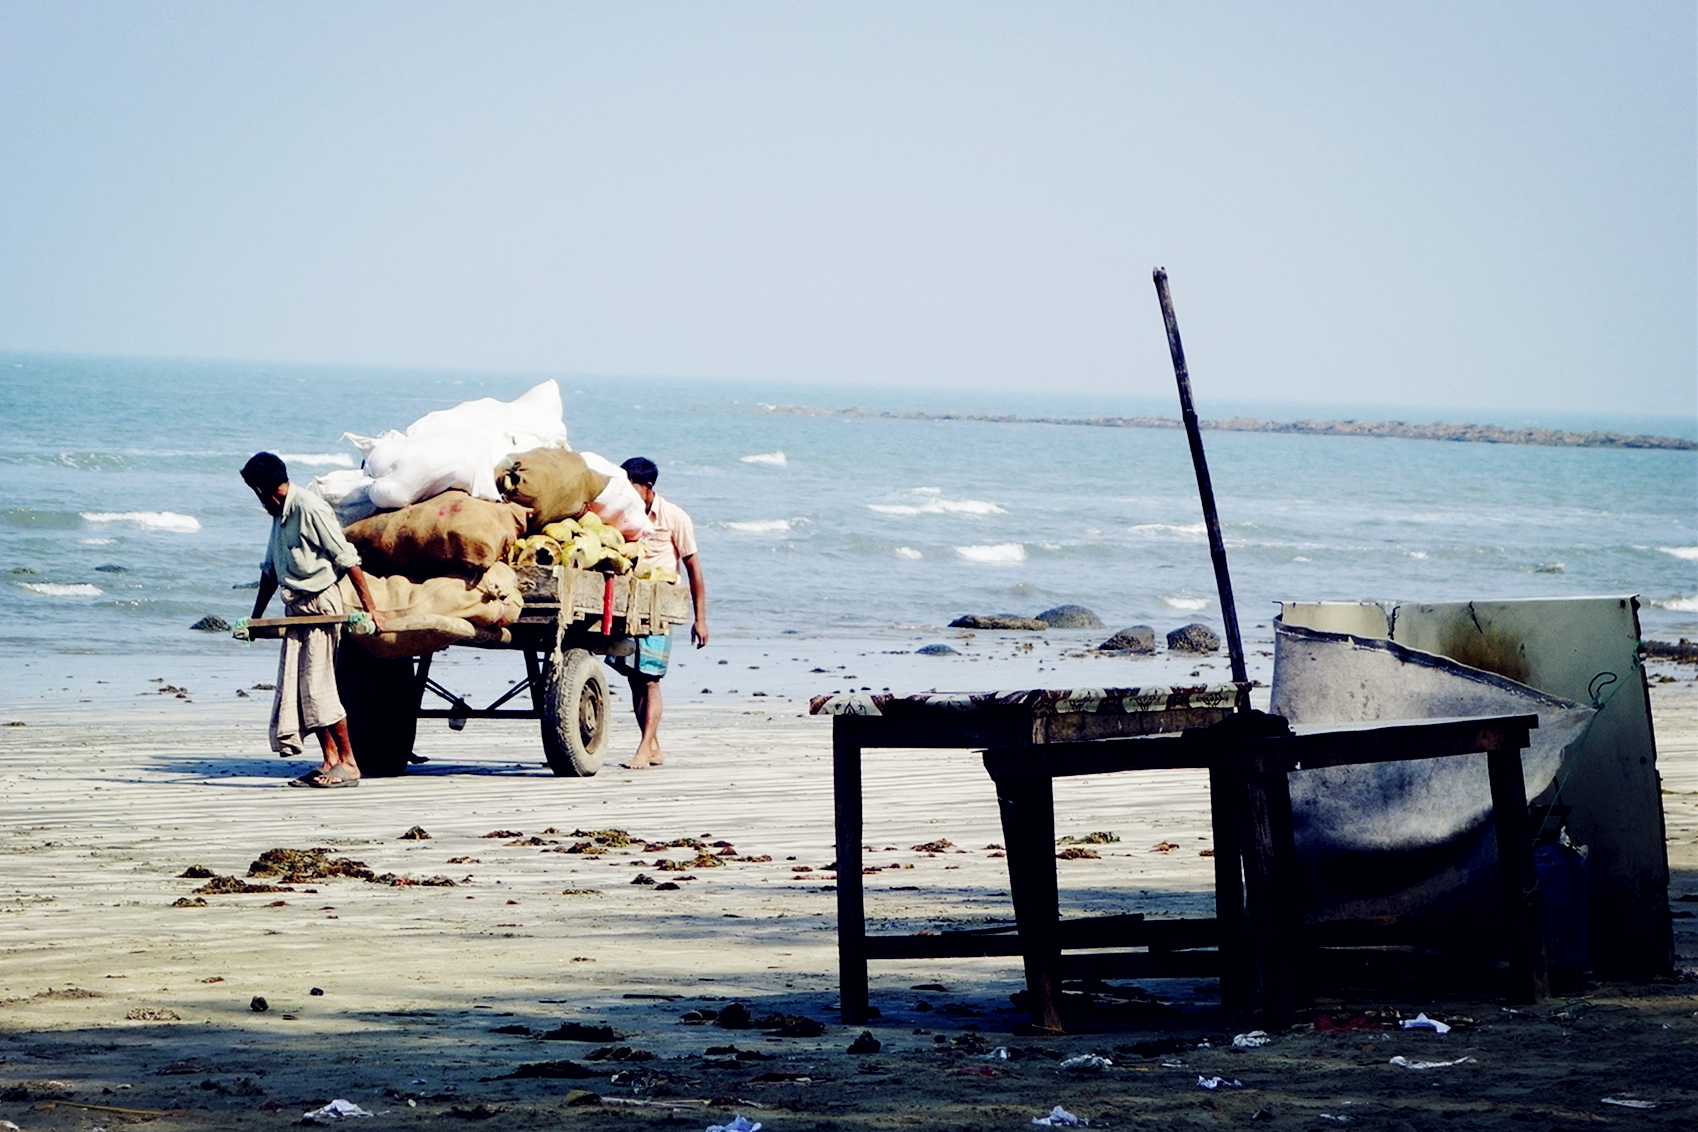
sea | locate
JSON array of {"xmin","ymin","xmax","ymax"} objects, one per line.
[{"xmin": 2, "ymin": 351, "xmax": 1694, "ymax": 716}]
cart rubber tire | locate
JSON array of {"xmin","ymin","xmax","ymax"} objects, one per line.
[
  {"xmin": 336, "ymin": 644, "xmax": 422, "ymax": 778},
  {"xmin": 541, "ymin": 648, "xmax": 609, "ymax": 777}
]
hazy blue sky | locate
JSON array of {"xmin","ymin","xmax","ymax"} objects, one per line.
[{"xmin": 1, "ymin": 2, "xmax": 1692, "ymax": 417}]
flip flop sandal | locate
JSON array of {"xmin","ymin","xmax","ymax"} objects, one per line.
[
  {"xmin": 287, "ymin": 769, "xmax": 330, "ymax": 787},
  {"xmin": 309, "ymin": 766, "xmax": 360, "ymax": 788}
]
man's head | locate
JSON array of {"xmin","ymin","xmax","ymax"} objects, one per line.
[
  {"xmin": 621, "ymin": 457, "xmax": 658, "ymax": 506},
  {"xmin": 242, "ymin": 452, "xmax": 290, "ymax": 516}
]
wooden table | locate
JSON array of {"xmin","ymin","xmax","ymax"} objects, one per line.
[
  {"xmin": 982, "ymin": 712, "xmax": 1547, "ymax": 1030},
  {"xmin": 810, "ymin": 684, "xmax": 1246, "ymax": 1025}
]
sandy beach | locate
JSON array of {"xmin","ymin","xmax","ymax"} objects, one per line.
[{"xmin": 1, "ymin": 655, "xmax": 1694, "ymax": 1130}]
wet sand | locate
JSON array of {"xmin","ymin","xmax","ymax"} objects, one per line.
[{"xmin": 0, "ymin": 662, "xmax": 1693, "ymax": 1130}]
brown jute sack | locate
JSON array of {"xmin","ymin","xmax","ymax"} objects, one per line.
[
  {"xmin": 496, "ymin": 448, "xmax": 610, "ymax": 533},
  {"xmin": 341, "ymin": 563, "xmax": 524, "ymax": 659},
  {"xmin": 343, "ymin": 491, "xmax": 528, "ymax": 577}
]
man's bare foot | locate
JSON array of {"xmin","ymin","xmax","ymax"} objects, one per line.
[{"xmin": 623, "ymin": 745, "xmax": 663, "ymax": 769}]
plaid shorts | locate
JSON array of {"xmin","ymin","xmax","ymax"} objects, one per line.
[{"xmin": 608, "ymin": 631, "xmax": 671, "ymax": 678}]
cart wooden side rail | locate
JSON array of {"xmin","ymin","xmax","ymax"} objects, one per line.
[{"xmin": 332, "ymin": 565, "xmax": 689, "ymax": 778}]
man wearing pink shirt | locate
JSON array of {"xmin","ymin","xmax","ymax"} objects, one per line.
[{"xmin": 611, "ymin": 457, "xmax": 708, "ymax": 769}]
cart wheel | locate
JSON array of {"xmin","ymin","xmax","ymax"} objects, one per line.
[
  {"xmin": 541, "ymin": 648, "xmax": 609, "ymax": 777},
  {"xmin": 336, "ymin": 644, "xmax": 422, "ymax": 778}
]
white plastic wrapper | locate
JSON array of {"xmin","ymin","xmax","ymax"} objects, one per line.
[{"xmin": 302, "ymin": 1098, "xmax": 374, "ymax": 1122}]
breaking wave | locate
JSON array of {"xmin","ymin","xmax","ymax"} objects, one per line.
[
  {"xmin": 81, "ymin": 511, "xmax": 201, "ymax": 533},
  {"xmin": 869, "ymin": 487, "xmax": 1005, "ymax": 517},
  {"xmin": 1162, "ymin": 595, "xmax": 1210, "ymax": 611},
  {"xmin": 1649, "ymin": 595, "xmax": 1698, "ymax": 612},
  {"xmin": 956, "ymin": 543, "xmax": 1026, "ymax": 564},
  {"xmin": 17, "ymin": 582, "xmax": 102, "ymax": 597},
  {"xmin": 724, "ymin": 519, "xmax": 793, "ymax": 534},
  {"xmin": 1658, "ymin": 546, "xmax": 1698, "ymax": 561},
  {"xmin": 894, "ymin": 546, "xmax": 922, "ymax": 560},
  {"xmin": 740, "ymin": 451, "xmax": 788, "ymax": 467},
  {"xmin": 279, "ymin": 452, "xmax": 357, "ymax": 468}
]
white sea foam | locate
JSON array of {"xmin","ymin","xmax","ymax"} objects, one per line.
[
  {"xmin": 18, "ymin": 582, "xmax": 102, "ymax": 597},
  {"xmin": 1293, "ymin": 555, "xmax": 1312, "ymax": 562},
  {"xmin": 1658, "ymin": 546, "xmax": 1698, "ymax": 561},
  {"xmin": 1407, "ymin": 550, "xmax": 1429, "ymax": 560},
  {"xmin": 1163, "ymin": 595, "xmax": 1210, "ymax": 611},
  {"xmin": 79, "ymin": 538, "xmax": 114, "ymax": 545},
  {"xmin": 956, "ymin": 543, "xmax": 1026, "ymax": 564},
  {"xmin": 1129, "ymin": 522, "xmax": 1206, "ymax": 537},
  {"xmin": 740, "ymin": 451, "xmax": 788, "ymax": 467},
  {"xmin": 894, "ymin": 547, "xmax": 923, "ymax": 560},
  {"xmin": 724, "ymin": 519, "xmax": 793, "ymax": 535},
  {"xmin": 1651, "ymin": 595, "xmax": 1698, "ymax": 612},
  {"xmin": 869, "ymin": 488, "xmax": 1005, "ymax": 517},
  {"xmin": 81, "ymin": 511, "xmax": 201, "ymax": 533},
  {"xmin": 280, "ymin": 452, "xmax": 357, "ymax": 468}
]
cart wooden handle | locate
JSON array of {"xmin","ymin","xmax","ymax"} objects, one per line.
[{"xmin": 234, "ymin": 612, "xmax": 376, "ymax": 639}]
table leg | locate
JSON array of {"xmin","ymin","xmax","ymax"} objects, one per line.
[
  {"xmin": 1487, "ymin": 747, "xmax": 1549, "ymax": 1003},
  {"xmin": 834, "ymin": 722, "xmax": 870, "ymax": 1024},
  {"xmin": 1208, "ymin": 762, "xmax": 1249, "ymax": 1018},
  {"xmin": 995, "ymin": 771, "xmax": 1063, "ymax": 1032}
]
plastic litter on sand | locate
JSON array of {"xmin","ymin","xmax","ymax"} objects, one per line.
[
  {"xmin": 303, "ymin": 1099, "xmax": 374, "ymax": 1122},
  {"xmin": 1059, "ymin": 1054, "xmax": 1113, "ymax": 1072},
  {"xmin": 1232, "ymin": 1030, "xmax": 1272, "ymax": 1048},
  {"xmin": 1390, "ymin": 1055, "xmax": 1476, "ymax": 1070},
  {"xmin": 1196, "ymin": 1076, "xmax": 1243, "ymax": 1089},
  {"xmin": 706, "ymin": 1117, "xmax": 763, "ymax": 1132},
  {"xmin": 1399, "ymin": 1012, "xmax": 1451, "ymax": 1034},
  {"xmin": 1601, "ymin": 1098, "xmax": 1658, "ymax": 1110},
  {"xmin": 1033, "ymin": 1105, "xmax": 1085, "ymax": 1127}
]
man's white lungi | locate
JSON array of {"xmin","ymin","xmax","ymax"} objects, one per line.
[{"xmin": 269, "ymin": 585, "xmax": 346, "ymax": 756}]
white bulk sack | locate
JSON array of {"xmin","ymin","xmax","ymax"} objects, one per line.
[
  {"xmin": 343, "ymin": 381, "xmax": 571, "ymax": 509},
  {"xmin": 305, "ymin": 469, "xmax": 382, "ymax": 526},
  {"xmin": 579, "ymin": 452, "xmax": 655, "ymax": 540}
]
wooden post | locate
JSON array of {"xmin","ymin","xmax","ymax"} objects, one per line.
[
  {"xmin": 994, "ymin": 769, "xmax": 1065, "ymax": 1032},
  {"xmin": 1487, "ymin": 747, "xmax": 1549, "ymax": 1003},
  {"xmin": 1152, "ymin": 268, "xmax": 1248, "ymax": 687},
  {"xmin": 834, "ymin": 719, "xmax": 870, "ymax": 1023}
]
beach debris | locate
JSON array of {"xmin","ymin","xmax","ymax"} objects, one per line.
[
  {"xmin": 250, "ymin": 996, "xmax": 269, "ymax": 1012},
  {"xmin": 171, "ymin": 897, "xmax": 207, "ymax": 908},
  {"xmin": 538, "ymin": 1021, "xmax": 620, "ymax": 1042},
  {"xmin": 1099, "ymin": 625, "xmax": 1156, "ymax": 653},
  {"xmin": 1390, "ymin": 1055, "xmax": 1475, "ymax": 1070},
  {"xmin": 158, "ymin": 1060, "xmax": 205, "ymax": 1075},
  {"xmin": 125, "ymin": 1007, "xmax": 180, "ymax": 1021},
  {"xmin": 1057, "ymin": 831, "xmax": 1118, "ymax": 845},
  {"xmin": 916, "ymin": 644, "xmax": 960, "ymax": 655},
  {"xmin": 311, "ymin": 987, "xmax": 324, "ymax": 996},
  {"xmin": 984, "ymin": 1046, "xmax": 1012, "ymax": 1061},
  {"xmin": 447, "ymin": 1104, "xmax": 503, "ymax": 1120},
  {"xmin": 487, "ymin": 1060, "xmax": 596, "ymax": 1080},
  {"xmin": 1399, "ymin": 1012, "xmax": 1451, "ymax": 1034},
  {"xmin": 1033, "ymin": 1106, "xmax": 1086, "ymax": 1127},
  {"xmin": 563, "ymin": 1089, "xmax": 602, "ymax": 1106},
  {"xmin": 1196, "ymin": 1076, "xmax": 1243, "ymax": 1089},
  {"xmin": 631, "ymin": 873, "xmax": 656, "ymax": 886},
  {"xmin": 1150, "ymin": 841, "xmax": 1181, "ymax": 853},
  {"xmin": 1060, "ymin": 1054, "xmax": 1113, "ymax": 1072},
  {"xmin": 193, "ymin": 875, "xmax": 293, "ymax": 895},
  {"xmin": 178, "ymin": 864, "xmax": 214, "ymax": 878},
  {"xmin": 1601, "ymin": 1098, "xmax": 1659, "ymax": 1109},
  {"xmin": 847, "ymin": 1031, "xmax": 881, "ymax": 1054},
  {"xmin": 1167, "ymin": 623, "xmax": 1220, "ymax": 653},
  {"xmin": 1231, "ymin": 1030, "xmax": 1272, "ymax": 1048},
  {"xmin": 585, "ymin": 1046, "xmax": 655, "ymax": 1062},
  {"xmin": 399, "ymin": 826, "xmax": 431, "ymax": 840},
  {"xmin": 704, "ymin": 1116, "xmax": 761, "ymax": 1132},
  {"xmin": 912, "ymin": 838, "xmax": 953, "ymax": 853},
  {"xmin": 1056, "ymin": 848, "xmax": 1100, "ymax": 860},
  {"xmin": 190, "ymin": 615, "xmax": 230, "ymax": 631},
  {"xmin": 303, "ymin": 1098, "xmax": 374, "ymax": 1122},
  {"xmin": 1037, "ymin": 605, "xmax": 1103, "ymax": 628},
  {"xmin": 481, "ymin": 829, "xmax": 523, "ymax": 838},
  {"xmin": 1318, "ymin": 1117, "xmax": 1352, "ymax": 1124}
]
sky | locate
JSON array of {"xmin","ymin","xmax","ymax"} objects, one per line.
[{"xmin": 0, "ymin": 1, "xmax": 1693, "ymax": 418}]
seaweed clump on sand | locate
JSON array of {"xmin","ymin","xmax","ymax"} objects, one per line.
[{"xmin": 247, "ymin": 847, "xmax": 376, "ymax": 883}]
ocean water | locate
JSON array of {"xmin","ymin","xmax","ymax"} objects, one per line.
[{"xmin": 2, "ymin": 351, "xmax": 1694, "ymax": 711}]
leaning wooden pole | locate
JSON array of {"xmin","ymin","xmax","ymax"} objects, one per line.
[{"xmin": 1152, "ymin": 267, "xmax": 1248, "ymax": 687}]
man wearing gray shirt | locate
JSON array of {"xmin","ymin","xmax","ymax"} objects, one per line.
[{"xmin": 243, "ymin": 452, "xmax": 385, "ymax": 787}]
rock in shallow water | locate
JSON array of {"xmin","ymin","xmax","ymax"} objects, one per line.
[
  {"xmin": 1099, "ymin": 626, "xmax": 1156, "ymax": 653},
  {"xmin": 1036, "ymin": 604, "xmax": 1103, "ymax": 629},
  {"xmin": 190, "ymin": 615, "xmax": 230, "ymax": 632},
  {"xmin": 1166, "ymin": 623, "xmax": 1221, "ymax": 654},
  {"xmin": 948, "ymin": 614, "xmax": 1047, "ymax": 631},
  {"xmin": 915, "ymin": 643, "xmax": 960, "ymax": 656}
]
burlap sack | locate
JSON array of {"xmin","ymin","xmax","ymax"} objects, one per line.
[
  {"xmin": 343, "ymin": 491, "xmax": 528, "ymax": 576},
  {"xmin": 342, "ymin": 563, "xmax": 525, "ymax": 659},
  {"xmin": 496, "ymin": 448, "xmax": 610, "ymax": 533}
]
